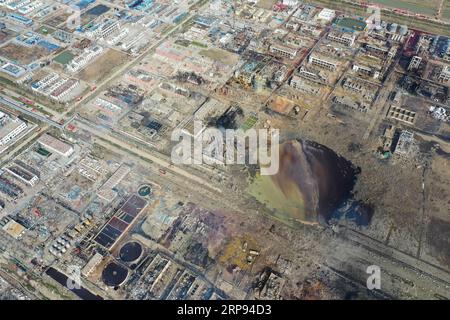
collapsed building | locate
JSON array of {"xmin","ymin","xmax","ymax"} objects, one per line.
[
  {"xmin": 308, "ymin": 53, "xmax": 337, "ymax": 71},
  {"xmin": 327, "ymin": 31, "xmax": 356, "ymax": 47}
]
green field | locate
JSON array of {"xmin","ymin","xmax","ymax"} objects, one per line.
[
  {"xmin": 191, "ymin": 41, "xmax": 208, "ymax": 48},
  {"xmin": 37, "ymin": 25, "xmax": 55, "ymax": 35},
  {"xmin": 365, "ymin": 0, "xmax": 440, "ymax": 16},
  {"xmin": 444, "ymin": 1, "xmax": 450, "ymax": 21},
  {"xmin": 336, "ymin": 17, "xmax": 367, "ymax": 31},
  {"xmin": 307, "ymin": 0, "xmax": 450, "ymax": 36},
  {"xmin": 53, "ymin": 51, "xmax": 75, "ymax": 65},
  {"xmin": 241, "ymin": 115, "xmax": 258, "ymax": 132}
]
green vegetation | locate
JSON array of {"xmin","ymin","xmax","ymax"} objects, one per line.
[
  {"xmin": 39, "ymin": 280, "xmax": 73, "ymax": 300},
  {"xmin": 443, "ymin": 1, "xmax": 450, "ymax": 21},
  {"xmin": 11, "ymin": 95, "xmax": 32, "ymax": 107},
  {"xmin": 0, "ymin": 75, "xmax": 15, "ymax": 86},
  {"xmin": 307, "ymin": 0, "xmax": 450, "ymax": 36},
  {"xmin": 191, "ymin": 41, "xmax": 208, "ymax": 48},
  {"xmin": 175, "ymin": 39, "xmax": 191, "ymax": 47},
  {"xmin": 9, "ymin": 96, "xmax": 54, "ymax": 117},
  {"xmin": 335, "ymin": 17, "xmax": 367, "ymax": 31},
  {"xmin": 37, "ymin": 25, "xmax": 55, "ymax": 35},
  {"xmin": 366, "ymin": 0, "xmax": 439, "ymax": 16},
  {"xmin": 36, "ymin": 147, "xmax": 51, "ymax": 157},
  {"xmin": 241, "ymin": 115, "xmax": 258, "ymax": 132},
  {"xmin": 0, "ymin": 76, "xmax": 65, "ymax": 113}
]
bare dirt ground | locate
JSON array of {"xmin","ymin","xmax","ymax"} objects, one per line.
[
  {"xmin": 421, "ymin": 154, "xmax": 450, "ymax": 267},
  {"xmin": 0, "ymin": 43, "xmax": 49, "ymax": 65},
  {"xmin": 256, "ymin": 0, "xmax": 277, "ymax": 10},
  {"xmin": 78, "ymin": 49, "xmax": 129, "ymax": 84},
  {"xmin": 0, "ymin": 30, "xmax": 15, "ymax": 43},
  {"xmin": 44, "ymin": 11, "xmax": 71, "ymax": 28},
  {"xmin": 199, "ymin": 48, "xmax": 240, "ymax": 66}
]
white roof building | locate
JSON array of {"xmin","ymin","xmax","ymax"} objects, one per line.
[
  {"xmin": 317, "ymin": 8, "xmax": 335, "ymax": 22},
  {"xmin": 37, "ymin": 134, "xmax": 74, "ymax": 157},
  {"xmin": 0, "ymin": 112, "xmax": 27, "ymax": 147}
]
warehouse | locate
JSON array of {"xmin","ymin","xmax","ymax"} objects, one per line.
[
  {"xmin": 37, "ymin": 134, "xmax": 74, "ymax": 157},
  {"xmin": 0, "ymin": 112, "xmax": 27, "ymax": 147},
  {"xmin": 308, "ymin": 53, "xmax": 337, "ymax": 71}
]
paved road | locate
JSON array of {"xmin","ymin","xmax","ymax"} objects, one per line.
[{"xmin": 0, "ymin": 94, "xmax": 63, "ymax": 130}]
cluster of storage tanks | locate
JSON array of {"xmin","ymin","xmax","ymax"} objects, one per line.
[{"xmin": 49, "ymin": 235, "xmax": 72, "ymax": 257}]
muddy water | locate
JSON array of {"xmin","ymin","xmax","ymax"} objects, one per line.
[{"xmin": 249, "ymin": 139, "xmax": 368, "ymax": 226}]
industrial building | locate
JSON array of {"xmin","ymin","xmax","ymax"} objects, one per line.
[
  {"xmin": 352, "ymin": 64, "xmax": 380, "ymax": 79},
  {"xmin": 97, "ymin": 164, "xmax": 131, "ymax": 202},
  {"xmin": 0, "ymin": 0, "xmax": 448, "ymax": 303},
  {"xmin": 364, "ymin": 41, "xmax": 397, "ymax": 59},
  {"xmin": 290, "ymin": 75, "xmax": 308, "ymax": 89},
  {"xmin": 269, "ymin": 44, "xmax": 298, "ymax": 60},
  {"xmin": 6, "ymin": 13, "xmax": 32, "ymax": 26},
  {"xmin": 87, "ymin": 19, "xmax": 121, "ymax": 40},
  {"xmin": 342, "ymin": 77, "xmax": 377, "ymax": 101},
  {"xmin": 0, "ymin": 111, "xmax": 27, "ymax": 147},
  {"xmin": 327, "ymin": 32, "xmax": 356, "ymax": 47},
  {"xmin": 94, "ymin": 194, "xmax": 148, "ymax": 250},
  {"xmin": 295, "ymin": 66, "xmax": 327, "ymax": 84},
  {"xmin": 0, "ymin": 175, "xmax": 23, "ymax": 199},
  {"xmin": 308, "ymin": 53, "xmax": 337, "ymax": 71},
  {"xmin": 2, "ymin": 219, "xmax": 25, "ymax": 239},
  {"xmin": 395, "ymin": 130, "xmax": 414, "ymax": 156},
  {"xmin": 50, "ymin": 79, "xmax": 79, "ymax": 101},
  {"xmin": 32, "ymin": 73, "xmax": 79, "ymax": 102},
  {"xmin": 408, "ymin": 56, "xmax": 422, "ymax": 71},
  {"xmin": 67, "ymin": 46, "xmax": 104, "ymax": 73},
  {"xmin": 333, "ymin": 96, "xmax": 369, "ymax": 112},
  {"xmin": 5, "ymin": 165, "xmax": 39, "ymax": 187},
  {"xmin": 438, "ymin": 65, "xmax": 450, "ymax": 83},
  {"xmin": 316, "ymin": 8, "xmax": 335, "ymax": 22},
  {"xmin": 290, "ymin": 75, "xmax": 320, "ymax": 95},
  {"xmin": 387, "ymin": 105, "xmax": 416, "ymax": 125},
  {"xmin": 0, "ymin": 63, "xmax": 26, "ymax": 78},
  {"xmin": 37, "ymin": 134, "xmax": 74, "ymax": 157}
]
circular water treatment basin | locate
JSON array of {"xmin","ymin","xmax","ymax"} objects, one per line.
[
  {"xmin": 119, "ymin": 241, "xmax": 143, "ymax": 263},
  {"xmin": 138, "ymin": 185, "xmax": 152, "ymax": 197},
  {"xmin": 102, "ymin": 262, "xmax": 128, "ymax": 287}
]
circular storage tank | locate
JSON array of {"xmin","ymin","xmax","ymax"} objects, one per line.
[
  {"xmin": 102, "ymin": 262, "xmax": 129, "ymax": 287},
  {"xmin": 138, "ymin": 185, "xmax": 152, "ymax": 197},
  {"xmin": 119, "ymin": 241, "xmax": 143, "ymax": 263}
]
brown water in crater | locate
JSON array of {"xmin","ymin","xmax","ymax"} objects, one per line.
[{"xmin": 249, "ymin": 139, "xmax": 358, "ymax": 226}]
